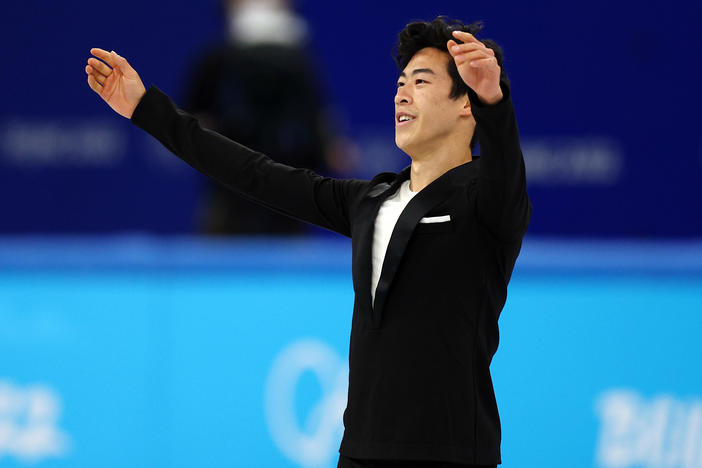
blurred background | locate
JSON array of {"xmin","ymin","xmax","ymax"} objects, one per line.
[{"xmin": 1, "ymin": 0, "xmax": 701, "ymax": 467}]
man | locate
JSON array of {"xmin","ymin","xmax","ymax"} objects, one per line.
[{"xmin": 85, "ymin": 16, "xmax": 531, "ymax": 468}]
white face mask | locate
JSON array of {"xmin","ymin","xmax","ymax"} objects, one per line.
[{"xmin": 227, "ymin": 0, "xmax": 307, "ymax": 46}]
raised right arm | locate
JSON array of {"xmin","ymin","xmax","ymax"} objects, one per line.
[
  {"xmin": 86, "ymin": 48, "xmax": 367, "ymax": 237},
  {"xmin": 132, "ymin": 86, "xmax": 366, "ymax": 237}
]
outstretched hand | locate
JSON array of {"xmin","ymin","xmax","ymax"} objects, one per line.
[
  {"xmin": 85, "ymin": 48, "xmax": 146, "ymax": 119},
  {"xmin": 447, "ymin": 31, "xmax": 503, "ymax": 105}
]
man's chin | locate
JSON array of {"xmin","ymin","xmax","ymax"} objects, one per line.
[{"xmin": 395, "ymin": 136, "xmax": 414, "ymax": 155}]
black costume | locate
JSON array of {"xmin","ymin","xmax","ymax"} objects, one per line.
[{"xmin": 130, "ymin": 74, "xmax": 531, "ymax": 466}]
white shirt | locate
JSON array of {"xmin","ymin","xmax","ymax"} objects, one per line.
[{"xmin": 370, "ymin": 179, "xmax": 418, "ymax": 306}]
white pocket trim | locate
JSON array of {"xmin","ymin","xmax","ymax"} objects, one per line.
[{"xmin": 419, "ymin": 214, "xmax": 451, "ymax": 224}]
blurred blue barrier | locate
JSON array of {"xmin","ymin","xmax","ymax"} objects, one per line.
[{"xmin": 0, "ymin": 236, "xmax": 701, "ymax": 467}]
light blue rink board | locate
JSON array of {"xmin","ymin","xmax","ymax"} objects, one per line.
[{"xmin": 0, "ymin": 236, "xmax": 701, "ymax": 468}]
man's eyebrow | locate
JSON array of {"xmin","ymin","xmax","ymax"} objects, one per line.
[{"xmin": 398, "ymin": 68, "xmax": 436, "ymax": 79}]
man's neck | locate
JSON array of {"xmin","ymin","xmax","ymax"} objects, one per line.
[{"xmin": 408, "ymin": 148, "xmax": 473, "ymax": 192}]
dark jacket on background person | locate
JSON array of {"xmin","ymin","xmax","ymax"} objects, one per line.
[
  {"xmin": 130, "ymin": 75, "xmax": 531, "ymax": 465},
  {"xmin": 184, "ymin": 43, "xmax": 333, "ymax": 234}
]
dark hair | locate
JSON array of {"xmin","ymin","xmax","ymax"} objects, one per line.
[{"xmin": 393, "ymin": 16, "xmax": 507, "ymax": 152}]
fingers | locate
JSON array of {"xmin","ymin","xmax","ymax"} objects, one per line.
[
  {"xmin": 90, "ymin": 48, "xmax": 115, "ymax": 67},
  {"xmin": 88, "ymin": 48, "xmax": 116, "ymax": 87},
  {"xmin": 87, "ymin": 74, "xmax": 103, "ymax": 95},
  {"xmin": 85, "ymin": 65, "xmax": 107, "ymax": 87},
  {"xmin": 85, "ymin": 53, "xmax": 112, "ymax": 86},
  {"xmin": 448, "ymin": 41, "xmax": 494, "ymax": 57},
  {"xmin": 453, "ymin": 49, "xmax": 495, "ymax": 67},
  {"xmin": 466, "ymin": 56, "xmax": 498, "ymax": 68},
  {"xmin": 447, "ymin": 39, "xmax": 460, "ymax": 55},
  {"xmin": 90, "ymin": 48, "xmax": 134, "ymax": 75},
  {"xmin": 447, "ymin": 35, "xmax": 495, "ymax": 69},
  {"xmin": 452, "ymin": 30, "xmax": 481, "ymax": 45},
  {"xmin": 87, "ymin": 57, "xmax": 112, "ymax": 76},
  {"xmin": 86, "ymin": 47, "xmax": 137, "ymax": 93},
  {"xmin": 110, "ymin": 51, "xmax": 134, "ymax": 75}
]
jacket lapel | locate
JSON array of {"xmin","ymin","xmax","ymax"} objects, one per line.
[
  {"xmin": 353, "ymin": 172, "xmax": 405, "ymax": 322},
  {"xmin": 365, "ymin": 161, "xmax": 480, "ymax": 328},
  {"xmin": 369, "ymin": 170, "xmax": 456, "ymax": 328},
  {"xmin": 355, "ymin": 160, "xmax": 481, "ymax": 330}
]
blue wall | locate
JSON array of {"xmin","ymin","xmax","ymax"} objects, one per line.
[
  {"xmin": 1, "ymin": 1, "xmax": 700, "ymax": 235},
  {"xmin": 1, "ymin": 237, "xmax": 701, "ymax": 467}
]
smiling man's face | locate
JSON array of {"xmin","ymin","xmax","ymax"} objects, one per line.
[{"xmin": 395, "ymin": 47, "xmax": 473, "ymax": 159}]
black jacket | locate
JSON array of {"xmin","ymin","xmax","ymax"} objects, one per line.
[{"xmin": 131, "ymin": 77, "xmax": 531, "ymax": 465}]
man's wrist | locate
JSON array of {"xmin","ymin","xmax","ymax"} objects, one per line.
[{"xmin": 477, "ymin": 89, "xmax": 504, "ymax": 106}]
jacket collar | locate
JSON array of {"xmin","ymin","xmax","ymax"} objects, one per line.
[
  {"xmin": 360, "ymin": 156, "xmax": 480, "ymax": 329},
  {"xmin": 369, "ymin": 156, "xmax": 480, "ymax": 198}
]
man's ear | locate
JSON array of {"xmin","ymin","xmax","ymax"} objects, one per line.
[{"xmin": 459, "ymin": 96, "xmax": 472, "ymax": 117}]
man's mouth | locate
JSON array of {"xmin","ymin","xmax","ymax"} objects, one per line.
[{"xmin": 396, "ymin": 112, "xmax": 416, "ymax": 126}]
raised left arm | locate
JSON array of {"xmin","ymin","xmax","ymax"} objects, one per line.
[{"xmin": 448, "ymin": 31, "xmax": 532, "ymax": 242}]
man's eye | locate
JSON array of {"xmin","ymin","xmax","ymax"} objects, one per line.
[
  {"xmin": 397, "ymin": 82, "xmax": 404, "ymax": 87},
  {"xmin": 416, "ymin": 79, "xmax": 426, "ymax": 84}
]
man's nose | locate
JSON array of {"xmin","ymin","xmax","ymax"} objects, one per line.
[{"xmin": 394, "ymin": 88, "xmax": 412, "ymax": 105}]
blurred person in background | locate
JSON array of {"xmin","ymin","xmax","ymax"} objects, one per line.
[
  {"xmin": 184, "ymin": 0, "xmax": 357, "ymax": 235},
  {"xmin": 85, "ymin": 15, "xmax": 530, "ymax": 468}
]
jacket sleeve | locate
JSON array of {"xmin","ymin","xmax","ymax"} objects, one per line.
[
  {"xmin": 468, "ymin": 78, "xmax": 532, "ymax": 242},
  {"xmin": 130, "ymin": 86, "xmax": 368, "ymax": 238}
]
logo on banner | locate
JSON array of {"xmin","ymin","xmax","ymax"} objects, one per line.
[
  {"xmin": 522, "ymin": 136, "xmax": 624, "ymax": 185},
  {"xmin": 0, "ymin": 380, "xmax": 71, "ymax": 462},
  {"xmin": 595, "ymin": 389, "xmax": 702, "ymax": 468},
  {"xmin": 264, "ymin": 339, "xmax": 347, "ymax": 468},
  {"xmin": 0, "ymin": 119, "xmax": 126, "ymax": 167}
]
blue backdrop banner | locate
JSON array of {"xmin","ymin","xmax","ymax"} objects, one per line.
[{"xmin": 1, "ymin": 0, "xmax": 701, "ymax": 236}]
